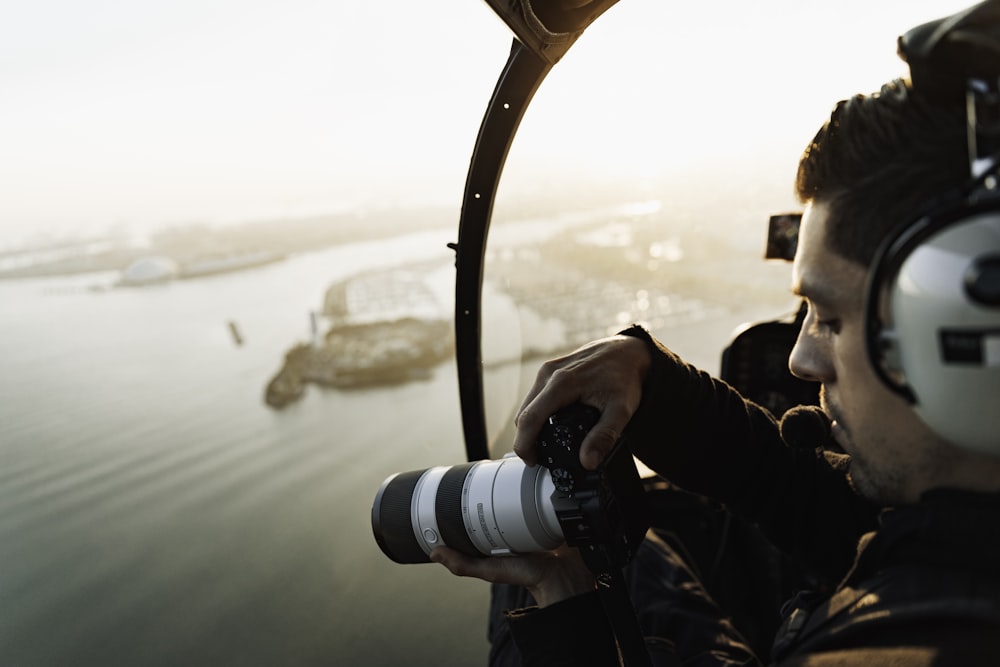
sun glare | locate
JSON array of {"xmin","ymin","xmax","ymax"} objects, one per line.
[{"xmin": 0, "ymin": 0, "xmax": 981, "ymax": 246}]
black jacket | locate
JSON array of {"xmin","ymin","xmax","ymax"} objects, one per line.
[{"xmin": 503, "ymin": 326, "xmax": 1000, "ymax": 666}]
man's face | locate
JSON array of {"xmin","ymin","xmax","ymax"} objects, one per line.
[{"xmin": 788, "ymin": 201, "xmax": 953, "ymax": 506}]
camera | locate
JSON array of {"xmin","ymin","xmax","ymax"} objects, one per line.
[{"xmin": 371, "ymin": 403, "xmax": 650, "ymax": 566}]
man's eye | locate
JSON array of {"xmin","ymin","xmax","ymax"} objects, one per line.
[{"xmin": 804, "ymin": 301, "xmax": 841, "ymax": 335}]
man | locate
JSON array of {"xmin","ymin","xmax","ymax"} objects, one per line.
[{"xmin": 433, "ymin": 3, "xmax": 1000, "ymax": 664}]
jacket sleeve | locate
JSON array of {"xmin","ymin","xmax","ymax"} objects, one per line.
[
  {"xmin": 506, "ymin": 589, "xmax": 761, "ymax": 667},
  {"xmin": 505, "ymin": 593, "xmax": 626, "ymax": 667},
  {"xmin": 619, "ymin": 325, "xmax": 879, "ymax": 580}
]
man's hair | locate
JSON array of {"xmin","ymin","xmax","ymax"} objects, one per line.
[{"xmin": 794, "ymin": 79, "xmax": 968, "ymax": 267}]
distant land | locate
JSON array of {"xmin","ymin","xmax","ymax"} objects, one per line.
[
  {"xmin": 0, "ymin": 184, "xmax": 664, "ymax": 281},
  {"xmin": 0, "ymin": 160, "xmax": 800, "ymax": 284},
  {"xmin": 0, "ymin": 206, "xmax": 456, "ymax": 281}
]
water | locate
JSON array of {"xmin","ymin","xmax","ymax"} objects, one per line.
[
  {"xmin": 0, "ymin": 231, "xmax": 491, "ymax": 666},
  {"xmin": 0, "ymin": 214, "xmax": 797, "ymax": 666}
]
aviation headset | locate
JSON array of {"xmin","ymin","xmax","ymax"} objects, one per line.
[{"xmin": 866, "ymin": 0, "xmax": 1000, "ymax": 456}]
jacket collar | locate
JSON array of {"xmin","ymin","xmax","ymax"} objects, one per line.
[{"xmin": 844, "ymin": 488, "xmax": 1000, "ymax": 586}]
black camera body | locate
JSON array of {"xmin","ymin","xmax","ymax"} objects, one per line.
[
  {"xmin": 537, "ymin": 403, "xmax": 650, "ymax": 568},
  {"xmin": 371, "ymin": 402, "xmax": 650, "ymax": 566}
]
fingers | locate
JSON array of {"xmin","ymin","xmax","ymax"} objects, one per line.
[
  {"xmin": 513, "ymin": 360, "xmax": 584, "ymax": 465},
  {"xmin": 430, "ymin": 547, "xmax": 497, "ymax": 580},
  {"xmin": 515, "ymin": 340, "xmax": 607, "ymax": 419},
  {"xmin": 430, "ymin": 547, "xmax": 547, "ymax": 588},
  {"xmin": 431, "ymin": 545, "xmax": 597, "ymax": 608},
  {"xmin": 513, "ymin": 336, "xmax": 648, "ymax": 470},
  {"xmin": 578, "ymin": 406, "xmax": 628, "ymax": 470},
  {"xmin": 514, "ymin": 397, "xmax": 572, "ymax": 468},
  {"xmin": 516, "ymin": 393, "xmax": 631, "ymax": 471},
  {"xmin": 512, "ymin": 402, "xmax": 544, "ymax": 467},
  {"xmin": 514, "ymin": 383, "xmax": 637, "ymax": 470}
]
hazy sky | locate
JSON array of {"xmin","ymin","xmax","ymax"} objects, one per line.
[{"xmin": 0, "ymin": 0, "xmax": 978, "ymax": 247}]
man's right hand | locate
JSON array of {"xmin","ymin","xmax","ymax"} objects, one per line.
[
  {"xmin": 512, "ymin": 334, "xmax": 651, "ymax": 471},
  {"xmin": 430, "ymin": 544, "xmax": 595, "ymax": 608}
]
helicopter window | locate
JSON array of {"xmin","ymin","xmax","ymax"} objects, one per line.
[
  {"xmin": 0, "ymin": 1, "xmax": 979, "ymax": 666},
  {"xmin": 478, "ymin": 0, "xmax": 975, "ymax": 456}
]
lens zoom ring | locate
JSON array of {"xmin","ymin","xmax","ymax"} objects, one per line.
[{"xmin": 436, "ymin": 463, "xmax": 481, "ymax": 557}]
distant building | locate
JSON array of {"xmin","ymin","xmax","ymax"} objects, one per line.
[
  {"xmin": 121, "ymin": 256, "xmax": 180, "ymax": 285},
  {"xmin": 322, "ymin": 270, "xmax": 444, "ymax": 324}
]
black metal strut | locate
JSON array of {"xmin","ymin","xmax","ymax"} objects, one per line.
[
  {"xmin": 452, "ymin": 39, "xmax": 552, "ymax": 463},
  {"xmin": 448, "ymin": 13, "xmax": 652, "ymax": 667}
]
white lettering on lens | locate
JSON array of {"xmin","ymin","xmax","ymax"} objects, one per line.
[{"xmin": 477, "ymin": 503, "xmax": 498, "ymax": 548}]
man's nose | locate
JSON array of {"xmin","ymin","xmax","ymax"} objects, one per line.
[{"xmin": 789, "ymin": 327, "xmax": 829, "ymax": 383}]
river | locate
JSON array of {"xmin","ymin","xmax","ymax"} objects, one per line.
[{"xmin": 0, "ymin": 230, "xmax": 491, "ymax": 666}]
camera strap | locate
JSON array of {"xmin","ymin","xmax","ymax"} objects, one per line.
[{"xmin": 580, "ymin": 544, "xmax": 653, "ymax": 667}]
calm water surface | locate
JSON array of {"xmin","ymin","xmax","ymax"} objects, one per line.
[{"xmin": 0, "ymin": 231, "xmax": 491, "ymax": 666}]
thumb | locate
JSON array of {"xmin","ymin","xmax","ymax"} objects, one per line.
[{"xmin": 578, "ymin": 399, "xmax": 634, "ymax": 470}]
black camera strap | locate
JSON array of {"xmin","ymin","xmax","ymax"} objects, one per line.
[
  {"xmin": 536, "ymin": 404, "xmax": 653, "ymax": 665},
  {"xmin": 580, "ymin": 544, "xmax": 653, "ymax": 667}
]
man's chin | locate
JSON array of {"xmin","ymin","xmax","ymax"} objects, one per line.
[{"xmin": 844, "ymin": 463, "xmax": 894, "ymax": 507}]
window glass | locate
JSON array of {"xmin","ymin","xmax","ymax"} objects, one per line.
[
  {"xmin": 480, "ymin": 1, "xmax": 963, "ymax": 455},
  {"xmin": 0, "ymin": 2, "xmax": 977, "ymax": 665}
]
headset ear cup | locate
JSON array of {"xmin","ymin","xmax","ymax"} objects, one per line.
[
  {"xmin": 873, "ymin": 312, "xmax": 909, "ymax": 394},
  {"xmin": 877, "ymin": 210, "xmax": 1000, "ymax": 456},
  {"xmin": 865, "ymin": 216, "xmax": 927, "ymax": 405}
]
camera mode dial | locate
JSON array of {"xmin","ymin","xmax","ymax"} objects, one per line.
[
  {"xmin": 537, "ymin": 403, "xmax": 601, "ymax": 495},
  {"xmin": 549, "ymin": 467, "xmax": 574, "ymax": 493}
]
